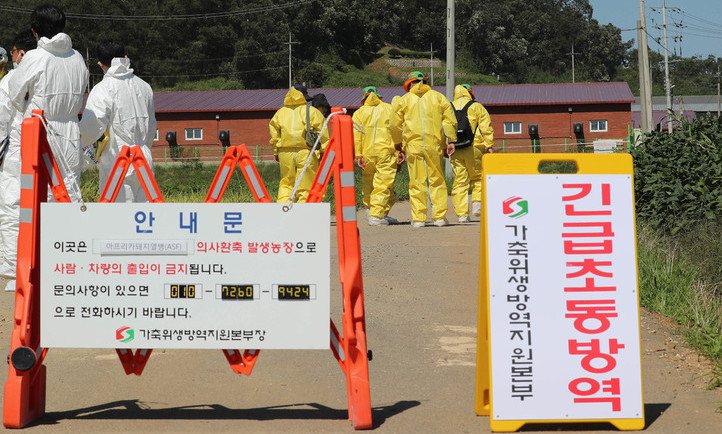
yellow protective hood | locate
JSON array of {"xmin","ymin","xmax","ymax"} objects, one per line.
[
  {"xmin": 284, "ymin": 87, "xmax": 307, "ymax": 108},
  {"xmin": 454, "ymin": 85, "xmax": 472, "ymax": 101},
  {"xmin": 363, "ymin": 92, "xmax": 382, "ymax": 107},
  {"xmin": 409, "ymin": 81, "xmax": 430, "ymax": 96}
]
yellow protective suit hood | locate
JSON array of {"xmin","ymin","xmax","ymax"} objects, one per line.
[
  {"xmin": 454, "ymin": 84, "xmax": 473, "ymax": 101},
  {"xmin": 409, "ymin": 81, "xmax": 431, "ymax": 97},
  {"xmin": 362, "ymin": 91, "xmax": 382, "ymax": 106},
  {"xmin": 269, "ymin": 87, "xmax": 329, "ymax": 154},
  {"xmin": 284, "ymin": 87, "xmax": 307, "ymax": 108},
  {"xmin": 352, "ymin": 93, "xmax": 400, "ymax": 158},
  {"xmin": 392, "ymin": 82, "xmax": 457, "ymax": 155}
]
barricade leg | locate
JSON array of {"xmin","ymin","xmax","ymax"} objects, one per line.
[
  {"xmin": 306, "ymin": 139, "xmax": 337, "ymax": 204},
  {"xmin": 235, "ymin": 145, "xmax": 271, "ymax": 203},
  {"xmin": 327, "ymin": 115, "xmax": 373, "ymax": 430},
  {"xmin": 38, "ymin": 139, "xmax": 71, "ymax": 204},
  {"xmin": 98, "ymin": 146, "xmax": 133, "ymax": 203},
  {"xmin": 3, "ymin": 113, "xmax": 62, "ymax": 428},
  {"xmin": 205, "ymin": 146, "xmax": 242, "ymax": 203},
  {"xmin": 205, "ymin": 145, "xmax": 272, "ymax": 375},
  {"xmin": 222, "ymin": 349, "xmax": 260, "ymax": 376},
  {"xmin": 130, "ymin": 145, "xmax": 164, "ymax": 203},
  {"xmin": 206, "ymin": 145, "xmax": 271, "ymax": 204},
  {"xmin": 98, "ymin": 145, "xmax": 159, "ymax": 373}
]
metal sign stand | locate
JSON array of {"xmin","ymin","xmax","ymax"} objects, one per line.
[{"xmin": 3, "ymin": 110, "xmax": 372, "ymax": 430}]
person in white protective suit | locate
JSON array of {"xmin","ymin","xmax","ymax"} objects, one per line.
[
  {"xmin": 8, "ymin": 4, "xmax": 88, "ymax": 198},
  {"xmin": 2, "ymin": 5, "xmax": 88, "ymax": 290},
  {"xmin": 0, "ymin": 47, "xmax": 7, "ymax": 80},
  {"xmin": 0, "ymin": 31, "xmax": 37, "ymax": 291},
  {"xmin": 80, "ymin": 41, "xmax": 156, "ymax": 202}
]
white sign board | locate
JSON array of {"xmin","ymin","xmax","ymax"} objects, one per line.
[
  {"xmin": 486, "ymin": 174, "xmax": 643, "ymax": 421},
  {"xmin": 40, "ymin": 203, "xmax": 330, "ymax": 350}
]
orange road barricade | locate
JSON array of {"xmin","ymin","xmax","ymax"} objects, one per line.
[
  {"xmin": 3, "ymin": 110, "xmax": 71, "ymax": 428},
  {"xmin": 308, "ymin": 112, "xmax": 372, "ymax": 428},
  {"xmin": 3, "ymin": 110, "xmax": 372, "ymax": 430}
]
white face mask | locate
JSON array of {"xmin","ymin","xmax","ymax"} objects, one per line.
[{"xmin": 13, "ymin": 62, "xmax": 20, "ymax": 69}]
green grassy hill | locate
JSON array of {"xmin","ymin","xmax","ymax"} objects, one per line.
[{"xmin": 164, "ymin": 46, "xmax": 501, "ymax": 91}]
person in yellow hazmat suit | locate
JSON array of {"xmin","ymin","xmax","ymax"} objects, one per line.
[
  {"xmin": 269, "ymin": 86, "xmax": 329, "ymax": 203},
  {"xmin": 393, "ymin": 71, "xmax": 457, "ymax": 227},
  {"xmin": 450, "ymin": 83, "xmax": 494, "ymax": 222},
  {"xmin": 466, "ymin": 84, "xmax": 494, "ymax": 217},
  {"xmin": 352, "ymin": 86, "xmax": 404, "ymax": 226}
]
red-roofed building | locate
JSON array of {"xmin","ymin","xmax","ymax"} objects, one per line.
[{"xmin": 150, "ymin": 82, "xmax": 634, "ymax": 161}]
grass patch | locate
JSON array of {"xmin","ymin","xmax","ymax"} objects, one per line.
[
  {"xmin": 80, "ymin": 160, "xmax": 411, "ymax": 206},
  {"xmin": 637, "ymin": 225, "xmax": 722, "ymax": 387}
]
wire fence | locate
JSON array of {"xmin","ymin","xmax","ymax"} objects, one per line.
[
  {"xmin": 149, "ymin": 137, "xmax": 633, "ymax": 165},
  {"xmin": 494, "ymin": 138, "xmax": 632, "ymax": 154},
  {"xmin": 151, "ymin": 143, "xmax": 275, "ymax": 164}
]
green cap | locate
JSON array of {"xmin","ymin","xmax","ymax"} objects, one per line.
[
  {"xmin": 407, "ymin": 71, "xmax": 426, "ymax": 81},
  {"xmin": 461, "ymin": 83, "xmax": 472, "ymax": 90},
  {"xmin": 363, "ymin": 85, "xmax": 379, "ymax": 97}
]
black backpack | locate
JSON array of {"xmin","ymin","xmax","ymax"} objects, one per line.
[{"xmin": 454, "ymin": 100, "xmax": 476, "ymax": 149}]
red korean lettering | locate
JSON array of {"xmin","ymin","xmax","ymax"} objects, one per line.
[
  {"xmin": 565, "ymin": 299, "xmax": 617, "ymax": 334},
  {"xmin": 568, "ymin": 377, "xmax": 621, "ymax": 411},
  {"xmin": 564, "ymin": 239, "xmax": 613, "ymax": 255},
  {"xmin": 562, "ymin": 221, "xmax": 614, "ymax": 238},
  {"xmin": 566, "ymin": 259, "xmax": 613, "ymax": 278},
  {"xmin": 568, "ymin": 338, "xmax": 625, "ymax": 374},
  {"xmin": 564, "ymin": 277, "xmax": 616, "ymax": 293}
]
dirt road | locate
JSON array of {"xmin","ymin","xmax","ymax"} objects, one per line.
[{"xmin": 0, "ymin": 202, "xmax": 720, "ymax": 433}]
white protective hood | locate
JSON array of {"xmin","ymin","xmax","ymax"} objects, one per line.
[
  {"xmin": 7, "ymin": 32, "xmax": 89, "ymax": 202},
  {"xmin": 80, "ymin": 56, "xmax": 156, "ymax": 201},
  {"xmin": 37, "ymin": 32, "xmax": 73, "ymax": 56}
]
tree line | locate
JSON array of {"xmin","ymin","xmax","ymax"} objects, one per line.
[{"xmin": 0, "ymin": 0, "xmax": 716, "ymax": 95}]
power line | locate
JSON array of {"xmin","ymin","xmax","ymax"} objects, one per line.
[
  {"xmin": 651, "ymin": 5, "xmax": 722, "ymax": 49},
  {"xmin": 676, "ymin": 31, "xmax": 722, "ymax": 40},
  {"xmin": 134, "ymin": 65, "xmax": 288, "ymax": 79},
  {"xmin": 0, "ymin": 0, "xmax": 314, "ymax": 21},
  {"xmin": 146, "ymin": 49, "xmax": 289, "ymax": 65},
  {"xmin": 673, "ymin": 9, "xmax": 722, "ymax": 29},
  {"xmin": 678, "ymin": 26, "xmax": 722, "ymax": 37},
  {"xmin": 85, "ymin": 49, "xmax": 288, "ymax": 67},
  {"xmin": 643, "ymin": 28, "xmax": 673, "ymax": 55}
]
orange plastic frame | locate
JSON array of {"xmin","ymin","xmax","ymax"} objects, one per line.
[{"xmin": 3, "ymin": 111, "xmax": 372, "ymax": 430}]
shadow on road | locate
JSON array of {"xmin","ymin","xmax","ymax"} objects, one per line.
[
  {"xmin": 643, "ymin": 402, "xmax": 671, "ymax": 428},
  {"xmin": 516, "ymin": 402, "xmax": 671, "ymax": 431},
  {"xmin": 34, "ymin": 399, "xmax": 421, "ymax": 429}
]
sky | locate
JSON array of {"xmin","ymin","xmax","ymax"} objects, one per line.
[{"xmin": 590, "ymin": 0, "xmax": 722, "ymax": 58}]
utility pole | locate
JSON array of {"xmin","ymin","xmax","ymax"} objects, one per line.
[
  {"xmin": 717, "ymin": 62, "xmax": 722, "ymax": 117},
  {"xmin": 445, "ymin": 0, "xmax": 455, "ymax": 100},
  {"xmin": 445, "ymin": 0, "xmax": 455, "ymax": 177},
  {"xmin": 637, "ymin": 20, "xmax": 651, "ymax": 133},
  {"xmin": 285, "ymin": 33, "xmax": 300, "ymax": 89},
  {"xmin": 662, "ymin": 0, "xmax": 673, "ymax": 133},
  {"xmin": 568, "ymin": 44, "xmax": 580, "ymax": 83},
  {"xmin": 636, "ymin": 22, "xmax": 647, "ymax": 133},
  {"xmin": 430, "ymin": 43, "xmax": 434, "ymax": 87},
  {"xmin": 638, "ymin": 0, "xmax": 653, "ymax": 133}
]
